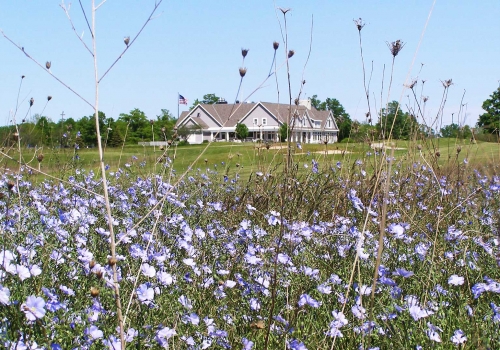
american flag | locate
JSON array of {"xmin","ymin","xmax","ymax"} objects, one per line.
[{"xmin": 178, "ymin": 94, "xmax": 188, "ymax": 105}]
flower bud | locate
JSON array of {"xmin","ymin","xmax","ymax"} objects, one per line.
[
  {"xmin": 46, "ymin": 61, "xmax": 51, "ymax": 69},
  {"xmin": 239, "ymin": 67, "xmax": 247, "ymax": 78},
  {"xmin": 90, "ymin": 287, "xmax": 99, "ymax": 298},
  {"xmin": 273, "ymin": 41, "xmax": 279, "ymax": 50},
  {"xmin": 288, "ymin": 50, "xmax": 295, "ymax": 58}
]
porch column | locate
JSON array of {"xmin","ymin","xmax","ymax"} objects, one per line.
[
  {"xmin": 226, "ymin": 132, "xmax": 229, "ymax": 141},
  {"xmin": 211, "ymin": 132, "xmax": 213, "ymax": 141}
]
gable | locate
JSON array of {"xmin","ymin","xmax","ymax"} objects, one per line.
[{"xmin": 239, "ymin": 103, "xmax": 283, "ymax": 127}]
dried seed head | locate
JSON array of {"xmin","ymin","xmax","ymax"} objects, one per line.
[
  {"xmin": 273, "ymin": 41, "xmax": 279, "ymax": 50},
  {"xmin": 150, "ymin": 119, "xmax": 154, "ymax": 125},
  {"xmin": 124, "ymin": 36, "xmax": 130, "ymax": 46},
  {"xmin": 89, "ymin": 260, "xmax": 96, "ymax": 269},
  {"xmin": 405, "ymin": 79, "xmax": 417, "ymax": 89},
  {"xmin": 288, "ymin": 50, "xmax": 295, "ymax": 58},
  {"xmin": 37, "ymin": 154, "xmax": 44, "ymax": 163},
  {"xmin": 204, "ymin": 158, "xmax": 208, "ymax": 163},
  {"xmin": 387, "ymin": 40, "xmax": 405, "ymax": 57},
  {"xmin": 266, "ymin": 143, "xmax": 270, "ymax": 149},
  {"xmin": 456, "ymin": 146, "xmax": 461, "ymax": 154},
  {"xmin": 46, "ymin": 61, "xmax": 51, "ymax": 69},
  {"xmin": 417, "ymin": 144, "xmax": 422, "ymax": 150},
  {"xmin": 302, "ymin": 80, "xmax": 306, "ymax": 85},
  {"xmin": 47, "ymin": 96, "xmax": 52, "ymax": 101},
  {"xmin": 441, "ymin": 79, "xmax": 453, "ymax": 88},
  {"xmin": 160, "ymin": 146, "xmax": 165, "ymax": 151},
  {"xmin": 21, "ymin": 75, "xmax": 25, "ymax": 79},
  {"xmin": 239, "ymin": 67, "xmax": 247, "ymax": 78},
  {"xmin": 353, "ymin": 18, "xmax": 365, "ymax": 31},
  {"xmin": 241, "ymin": 48, "xmax": 249, "ymax": 58},
  {"xmin": 30, "ymin": 97, "xmax": 34, "ymax": 107},
  {"xmin": 294, "ymin": 98, "xmax": 299, "ymax": 105},
  {"xmin": 161, "ymin": 127, "xmax": 166, "ymax": 133},
  {"xmin": 435, "ymin": 151, "xmax": 441, "ymax": 157},
  {"xmin": 95, "ymin": 270, "xmax": 103, "ymax": 279},
  {"xmin": 236, "ymin": 163, "xmax": 240, "ymax": 168},
  {"xmin": 423, "ymin": 96, "xmax": 429, "ymax": 103},
  {"xmin": 108, "ymin": 257, "xmax": 117, "ymax": 266},
  {"xmin": 167, "ymin": 140, "xmax": 173, "ymax": 145},
  {"xmin": 279, "ymin": 7, "xmax": 291, "ymax": 14},
  {"xmin": 323, "ymin": 140, "xmax": 328, "ymax": 145},
  {"xmin": 90, "ymin": 287, "xmax": 99, "ymax": 298},
  {"xmin": 0, "ymin": 193, "xmax": 4, "ymax": 200},
  {"xmin": 7, "ymin": 181, "xmax": 15, "ymax": 190}
]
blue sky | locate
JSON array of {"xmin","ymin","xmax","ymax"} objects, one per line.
[{"xmin": 1, "ymin": 1, "xmax": 499, "ymax": 129}]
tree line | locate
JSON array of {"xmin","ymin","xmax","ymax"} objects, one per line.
[{"xmin": 0, "ymin": 108, "xmax": 178, "ymax": 148}]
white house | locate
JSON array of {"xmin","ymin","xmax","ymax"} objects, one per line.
[{"xmin": 175, "ymin": 100, "xmax": 339, "ymax": 144}]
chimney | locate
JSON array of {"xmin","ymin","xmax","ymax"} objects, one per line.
[{"xmin": 298, "ymin": 99, "xmax": 311, "ymax": 110}]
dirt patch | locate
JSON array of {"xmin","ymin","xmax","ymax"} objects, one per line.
[{"xmin": 370, "ymin": 142, "xmax": 406, "ymax": 150}]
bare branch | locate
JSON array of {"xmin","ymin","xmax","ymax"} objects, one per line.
[
  {"xmin": 60, "ymin": 1, "xmax": 94, "ymax": 56},
  {"xmin": 94, "ymin": 0, "xmax": 108, "ymax": 11},
  {"xmin": 98, "ymin": 0, "xmax": 163, "ymax": 83},
  {"xmin": 0, "ymin": 30, "xmax": 95, "ymax": 109},
  {"xmin": 78, "ymin": 0, "xmax": 94, "ymax": 38}
]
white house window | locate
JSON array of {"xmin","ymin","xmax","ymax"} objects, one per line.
[
  {"xmin": 328, "ymin": 119, "xmax": 331, "ymax": 128},
  {"xmin": 253, "ymin": 118, "xmax": 258, "ymax": 125},
  {"xmin": 262, "ymin": 118, "xmax": 267, "ymax": 125}
]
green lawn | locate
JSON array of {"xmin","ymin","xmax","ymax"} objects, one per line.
[{"xmin": 1, "ymin": 138, "xmax": 499, "ymax": 183}]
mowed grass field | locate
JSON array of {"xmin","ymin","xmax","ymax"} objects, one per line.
[{"xmin": 1, "ymin": 138, "xmax": 500, "ymax": 183}]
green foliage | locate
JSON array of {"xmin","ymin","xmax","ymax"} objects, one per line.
[
  {"xmin": 477, "ymin": 87, "xmax": 500, "ymax": 134},
  {"xmin": 190, "ymin": 93, "xmax": 220, "ymax": 109},
  {"xmin": 279, "ymin": 122, "xmax": 290, "ymax": 142},
  {"xmin": 440, "ymin": 123, "xmax": 473, "ymax": 139},
  {"xmin": 235, "ymin": 122, "xmax": 249, "ymax": 140},
  {"xmin": 378, "ymin": 101, "xmax": 416, "ymax": 140},
  {"xmin": 311, "ymin": 95, "xmax": 352, "ymax": 141}
]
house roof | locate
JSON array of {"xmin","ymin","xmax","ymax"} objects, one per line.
[{"xmin": 176, "ymin": 102, "xmax": 338, "ymax": 130}]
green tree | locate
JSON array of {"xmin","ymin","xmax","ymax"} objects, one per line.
[
  {"xmin": 310, "ymin": 95, "xmax": 352, "ymax": 141},
  {"xmin": 378, "ymin": 101, "xmax": 416, "ymax": 140},
  {"xmin": 477, "ymin": 87, "xmax": 500, "ymax": 134},
  {"xmin": 440, "ymin": 123, "xmax": 472, "ymax": 139},
  {"xmin": 235, "ymin": 123, "xmax": 249, "ymax": 140},
  {"xmin": 76, "ymin": 111, "xmax": 108, "ymax": 147},
  {"xmin": 190, "ymin": 93, "xmax": 220, "ymax": 109},
  {"xmin": 118, "ymin": 108, "xmax": 149, "ymax": 143},
  {"xmin": 279, "ymin": 123, "xmax": 290, "ymax": 142},
  {"xmin": 156, "ymin": 109, "xmax": 177, "ymax": 140}
]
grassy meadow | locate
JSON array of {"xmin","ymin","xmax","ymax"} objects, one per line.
[{"xmin": 1, "ymin": 136, "xmax": 500, "ymax": 348}]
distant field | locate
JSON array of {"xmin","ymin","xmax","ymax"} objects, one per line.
[{"xmin": 1, "ymin": 138, "xmax": 499, "ymax": 183}]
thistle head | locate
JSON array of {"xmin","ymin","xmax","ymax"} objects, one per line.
[
  {"xmin": 387, "ymin": 40, "xmax": 405, "ymax": 57},
  {"xmin": 124, "ymin": 36, "xmax": 130, "ymax": 46},
  {"xmin": 29, "ymin": 97, "xmax": 34, "ymax": 107},
  {"xmin": 353, "ymin": 18, "xmax": 365, "ymax": 32},
  {"xmin": 47, "ymin": 96, "xmax": 52, "ymax": 101},
  {"xmin": 239, "ymin": 67, "xmax": 247, "ymax": 78},
  {"xmin": 241, "ymin": 48, "xmax": 249, "ymax": 58},
  {"xmin": 45, "ymin": 61, "xmax": 51, "ymax": 69},
  {"xmin": 288, "ymin": 50, "xmax": 295, "ymax": 58},
  {"xmin": 273, "ymin": 41, "xmax": 279, "ymax": 50},
  {"xmin": 441, "ymin": 79, "xmax": 453, "ymax": 88},
  {"xmin": 37, "ymin": 154, "xmax": 44, "ymax": 163}
]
